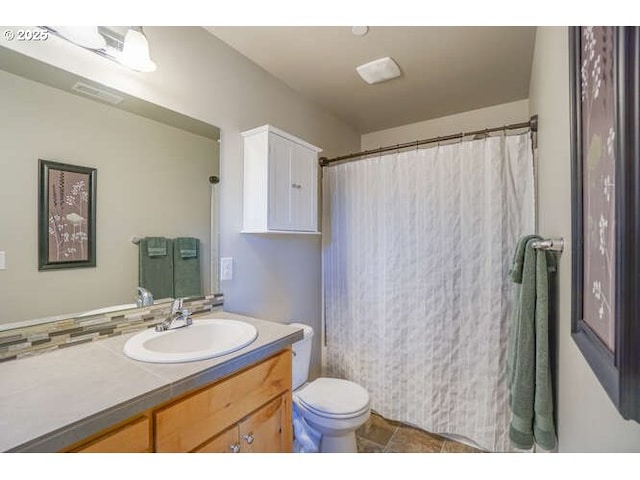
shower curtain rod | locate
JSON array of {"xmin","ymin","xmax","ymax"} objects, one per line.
[{"xmin": 319, "ymin": 115, "xmax": 538, "ymax": 167}]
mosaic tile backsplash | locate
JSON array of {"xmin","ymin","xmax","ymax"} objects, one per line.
[{"xmin": 0, "ymin": 295, "xmax": 223, "ymax": 362}]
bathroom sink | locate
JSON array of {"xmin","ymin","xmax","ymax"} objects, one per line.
[{"xmin": 123, "ymin": 318, "xmax": 258, "ymax": 363}]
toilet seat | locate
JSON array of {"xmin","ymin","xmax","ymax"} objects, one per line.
[{"xmin": 294, "ymin": 377, "xmax": 370, "ymax": 419}]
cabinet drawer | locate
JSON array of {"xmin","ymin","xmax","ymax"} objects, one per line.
[
  {"xmin": 155, "ymin": 349, "xmax": 291, "ymax": 452},
  {"xmin": 73, "ymin": 417, "xmax": 150, "ymax": 453}
]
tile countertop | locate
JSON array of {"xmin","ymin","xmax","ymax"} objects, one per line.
[{"xmin": 0, "ymin": 311, "xmax": 304, "ymax": 453}]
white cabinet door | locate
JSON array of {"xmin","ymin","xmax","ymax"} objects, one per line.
[
  {"xmin": 267, "ymin": 133, "xmax": 318, "ymax": 232},
  {"xmin": 291, "ymin": 143, "xmax": 317, "ymax": 232},
  {"xmin": 268, "ymin": 132, "xmax": 294, "ymax": 231}
]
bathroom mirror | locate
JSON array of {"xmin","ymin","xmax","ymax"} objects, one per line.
[{"xmin": 0, "ymin": 46, "xmax": 221, "ymax": 330}]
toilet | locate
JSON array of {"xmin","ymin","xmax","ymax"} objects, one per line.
[{"xmin": 289, "ymin": 322, "xmax": 370, "ymax": 453}]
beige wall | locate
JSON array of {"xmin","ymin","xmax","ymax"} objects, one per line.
[
  {"xmin": 0, "ymin": 27, "xmax": 360, "ymax": 378},
  {"xmin": 0, "ymin": 69, "xmax": 217, "ymax": 324},
  {"xmin": 529, "ymin": 26, "xmax": 640, "ymax": 452},
  {"xmin": 361, "ymin": 99, "xmax": 530, "ymax": 150}
]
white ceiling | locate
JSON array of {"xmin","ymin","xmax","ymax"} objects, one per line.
[{"xmin": 204, "ymin": 26, "xmax": 536, "ymax": 134}]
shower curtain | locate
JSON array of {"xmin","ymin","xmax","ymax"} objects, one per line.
[{"xmin": 323, "ymin": 133, "xmax": 535, "ymax": 452}]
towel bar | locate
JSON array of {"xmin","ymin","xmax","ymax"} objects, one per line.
[{"xmin": 531, "ymin": 237, "xmax": 564, "ymax": 253}]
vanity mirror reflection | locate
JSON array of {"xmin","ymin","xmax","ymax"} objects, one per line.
[{"xmin": 0, "ymin": 46, "xmax": 221, "ymax": 331}]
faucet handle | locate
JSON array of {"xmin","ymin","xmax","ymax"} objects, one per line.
[
  {"xmin": 171, "ymin": 298, "xmax": 184, "ymax": 314},
  {"xmin": 136, "ymin": 287, "xmax": 153, "ymax": 307}
]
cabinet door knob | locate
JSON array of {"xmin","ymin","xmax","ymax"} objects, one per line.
[
  {"xmin": 230, "ymin": 443, "xmax": 240, "ymax": 453},
  {"xmin": 243, "ymin": 433, "xmax": 254, "ymax": 444}
]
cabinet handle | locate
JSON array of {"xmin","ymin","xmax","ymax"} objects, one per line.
[
  {"xmin": 230, "ymin": 443, "xmax": 240, "ymax": 453},
  {"xmin": 291, "ymin": 183, "xmax": 302, "ymax": 189},
  {"xmin": 243, "ymin": 433, "xmax": 254, "ymax": 444}
]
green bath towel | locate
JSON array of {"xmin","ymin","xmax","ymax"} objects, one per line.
[
  {"xmin": 508, "ymin": 235, "xmax": 557, "ymax": 451},
  {"xmin": 173, "ymin": 237, "xmax": 201, "ymax": 298},
  {"xmin": 138, "ymin": 237, "xmax": 174, "ymax": 300}
]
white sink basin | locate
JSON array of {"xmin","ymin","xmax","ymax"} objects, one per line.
[{"xmin": 123, "ymin": 318, "xmax": 258, "ymax": 363}]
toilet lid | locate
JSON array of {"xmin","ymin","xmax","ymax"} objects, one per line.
[{"xmin": 296, "ymin": 378, "xmax": 370, "ymax": 416}]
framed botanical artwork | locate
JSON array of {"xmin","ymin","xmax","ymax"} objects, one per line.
[
  {"xmin": 570, "ymin": 26, "xmax": 640, "ymax": 422},
  {"xmin": 38, "ymin": 159, "xmax": 97, "ymax": 270}
]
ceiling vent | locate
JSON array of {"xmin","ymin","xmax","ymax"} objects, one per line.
[
  {"xmin": 71, "ymin": 82, "xmax": 124, "ymax": 105},
  {"xmin": 356, "ymin": 57, "xmax": 402, "ymax": 85}
]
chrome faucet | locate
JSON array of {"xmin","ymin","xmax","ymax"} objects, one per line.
[
  {"xmin": 155, "ymin": 298, "xmax": 192, "ymax": 332},
  {"xmin": 136, "ymin": 287, "xmax": 154, "ymax": 307}
]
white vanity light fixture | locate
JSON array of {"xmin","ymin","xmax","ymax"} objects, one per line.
[
  {"xmin": 50, "ymin": 26, "xmax": 106, "ymax": 49},
  {"xmin": 45, "ymin": 26, "xmax": 157, "ymax": 73},
  {"xmin": 117, "ymin": 27, "xmax": 157, "ymax": 72},
  {"xmin": 356, "ymin": 56, "xmax": 401, "ymax": 85}
]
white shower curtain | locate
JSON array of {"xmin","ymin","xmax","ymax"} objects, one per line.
[{"xmin": 323, "ymin": 133, "xmax": 535, "ymax": 452}]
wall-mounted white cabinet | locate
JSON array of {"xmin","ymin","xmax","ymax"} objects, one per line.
[{"xmin": 242, "ymin": 125, "xmax": 322, "ymax": 234}]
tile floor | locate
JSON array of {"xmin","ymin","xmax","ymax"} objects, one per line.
[{"xmin": 356, "ymin": 412, "xmax": 484, "ymax": 453}]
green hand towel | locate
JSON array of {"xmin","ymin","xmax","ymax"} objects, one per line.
[
  {"xmin": 173, "ymin": 237, "xmax": 201, "ymax": 298},
  {"xmin": 177, "ymin": 237, "xmax": 198, "ymax": 259},
  {"xmin": 508, "ymin": 235, "xmax": 557, "ymax": 451},
  {"xmin": 139, "ymin": 237, "xmax": 174, "ymax": 299},
  {"xmin": 147, "ymin": 236, "xmax": 168, "ymax": 257}
]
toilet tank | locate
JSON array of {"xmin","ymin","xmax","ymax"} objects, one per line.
[{"xmin": 288, "ymin": 323, "xmax": 314, "ymax": 390}]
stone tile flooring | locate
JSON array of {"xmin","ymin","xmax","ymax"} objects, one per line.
[{"xmin": 356, "ymin": 412, "xmax": 484, "ymax": 453}]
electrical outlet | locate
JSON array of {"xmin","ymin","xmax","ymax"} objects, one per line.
[
  {"xmin": 0, "ymin": 251, "xmax": 5, "ymax": 270},
  {"xmin": 220, "ymin": 257, "xmax": 233, "ymax": 281}
]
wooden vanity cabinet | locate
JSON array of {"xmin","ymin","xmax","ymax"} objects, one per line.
[
  {"xmin": 195, "ymin": 394, "xmax": 290, "ymax": 453},
  {"xmin": 66, "ymin": 348, "xmax": 292, "ymax": 453},
  {"xmin": 155, "ymin": 348, "xmax": 292, "ymax": 452},
  {"xmin": 70, "ymin": 416, "xmax": 151, "ymax": 453}
]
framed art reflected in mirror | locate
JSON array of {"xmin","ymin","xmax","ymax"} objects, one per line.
[
  {"xmin": 570, "ymin": 26, "xmax": 640, "ymax": 422},
  {"xmin": 38, "ymin": 159, "xmax": 97, "ymax": 270}
]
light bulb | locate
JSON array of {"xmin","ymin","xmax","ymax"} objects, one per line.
[{"xmin": 118, "ymin": 29, "xmax": 157, "ymax": 73}]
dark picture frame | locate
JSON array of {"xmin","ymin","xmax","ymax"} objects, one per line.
[
  {"xmin": 38, "ymin": 159, "xmax": 97, "ymax": 270},
  {"xmin": 570, "ymin": 26, "xmax": 640, "ymax": 422}
]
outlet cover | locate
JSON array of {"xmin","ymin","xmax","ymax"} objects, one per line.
[{"xmin": 220, "ymin": 257, "xmax": 233, "ymax": 281}]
